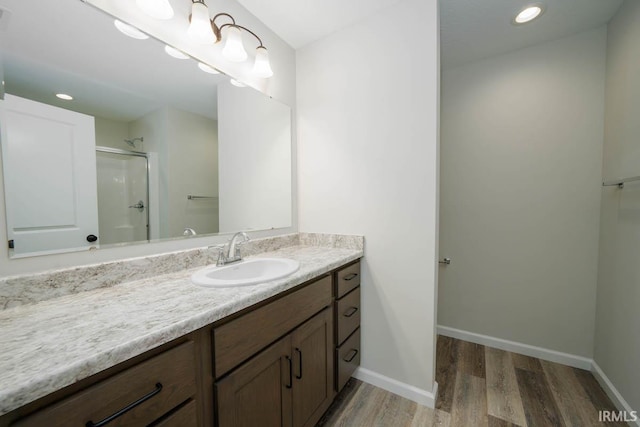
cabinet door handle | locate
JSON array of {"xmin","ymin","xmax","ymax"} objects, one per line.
[
  {"xmin": 295, "ymin": 348, "xmax": 303, "ymax": 380},
  {"xmin": 85, "ymin": 383, "xmax": 162, "ymax": 427},
  {"xmin": 343, "ymin": 307, "xmax": 359, "ymax": 318},
  {"xmin": 285, "ymin": 356, "xmax": 293, "ymax": 389},
  {"xmin": 343, "ymin": 349, "xmax": 358, "ymax": 363},
  {"xmin": 343, "ymin": 273, "xmax": 358, "ymax": 281}
]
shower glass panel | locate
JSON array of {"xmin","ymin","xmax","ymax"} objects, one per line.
[{"xmin": 96, "ymin": 149, "xmax": 149, "ymax": 245}]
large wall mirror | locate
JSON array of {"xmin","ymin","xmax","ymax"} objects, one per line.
[{"xmin": 0, "ymin": 0, "xmax": 292, "ymax": 258}]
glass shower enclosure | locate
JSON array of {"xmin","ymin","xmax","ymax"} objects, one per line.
[{"xmin": 96, "ymin": 146, "xmax": 149, "ymax": 245}]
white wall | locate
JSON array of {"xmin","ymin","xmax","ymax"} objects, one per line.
[
  {"xmin": 297, "ymin": 0, "xmax": 439, "ymax": 401},
  {"xmin": 438, "ymin": 28, "xmax": 606, "ymax": 357},
  {"xmin": 0, "ymin": 1, "xmax": 296, "ymax": 276},
  {"xmin": 218, "ymin": 83, "xmax": 292, "ymax": 233},
  {"xmin": 595, "ymin": 0, "xmax": 640, "ymax": 412},
  {"xmin": 94, "ymin": 117, "xmax": 128, "ymax": 150}
]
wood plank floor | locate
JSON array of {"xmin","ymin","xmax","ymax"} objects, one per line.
[{"xmin": 318, "ymin": 336, "xmax": 627, "ymax": 426}]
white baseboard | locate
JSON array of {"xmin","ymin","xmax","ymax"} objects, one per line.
[
  {"xmin": 591, "ymin": 361, "xmax": 640, "ymax": 427},
  {"xmin": 353, "ymin": 367, "xmax": 438, "ymax": 408},
  {"xmin": 437, "ymin": 325, "xmax": 592, "ymax": 370}
]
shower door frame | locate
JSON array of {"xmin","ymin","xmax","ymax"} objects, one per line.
[{"xmin": 95, "ymin": 146, "xmax": 151, "ymax": 241}]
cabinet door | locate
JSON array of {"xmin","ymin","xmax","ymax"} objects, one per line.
[
  {"xmin": 291, "ymin": 308, "xmax": 334, "ymax": 427},
  {"xmin": 216, "ymin": 336, "xmax": 293, "ymax": 427}
]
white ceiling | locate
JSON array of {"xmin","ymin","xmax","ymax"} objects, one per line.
[
  {"xmin": 237, "ymin": 0, "xmax": 623, "ymax": 66},
  {"xmin": 236, "ymin": 0, "xmax": 403, "ymax": 49},
  {"xmin": 440, "ymin": 0, "xmax": 624, "ymax": 69}
]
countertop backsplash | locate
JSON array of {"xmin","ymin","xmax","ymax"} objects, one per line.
[{"xmin": 0, "ymin": 233, "xmax": 363, "ymax": 310}]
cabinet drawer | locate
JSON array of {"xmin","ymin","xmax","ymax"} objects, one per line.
[
  {"xmin": 152, "ymin": 399, "xmax": 198, "ymax": 427},
  {"xmin": 335, "ymin": 287, "xmax": 360, "ymax": 346},
  {"xmin": 15, "ymin": 341, "xmax": 197, "ymax": 427},
  {"xmin": 335, "ymin": 262, "xmax": 360, "ymax": 299},
  {"xmin": 214, "ymin": 275, "xmax": 332, "ymax": 378},
  {"xmin": 336, "ymin": 329, "xmax": 360, "ymax": 392}
]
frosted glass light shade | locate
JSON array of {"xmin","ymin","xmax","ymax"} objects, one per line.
[
  {"xmin": 252, "ymin": 47, "xmax": 273, "ymax": 78},
  {"xmin": 188, "ymin": 1, "xmax": 215, "ymax": 44},
  {"xmin": 114, "ymin": 20, "xmax": 149, "ymax": 40},
  {"xmin": 222, "ymin": 26, "xmax": 248, "ymax": 62},
  {"xmin": 136, "ymin": 0, "xmax": 174, "ymax": 20},
  {"xmin": 514, "ymin": 5, "xmax": 543, "ymax": 24}
]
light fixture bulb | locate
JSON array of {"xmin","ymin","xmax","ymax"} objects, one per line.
[
  {"xmin": 514, "ymin": 5, "xmax": 543, "ymax": 24},
  {"xmin": 136, "ymin": 0, "xmax": 174, "ymax": 20},
  {"xmin": 188, "ymin": 1, "xmax": 215, "ymax": 44},
  {"xmin": 56, "ymin": 93, "xmax": 73, "ymax": 100},
  {"xmin": 198, "ymin": 62, "xmax": 220, "ymax": 74},
  {"xmin": 165, "ymin": 45, "xmax": 190, "ymax": 59},
  {"xmin": 252, "ymin": 46, "xmax": 273, "ymax": 78},
  {"xmin": 230, "ymin": 79, "xmax": 246, "ymax": 87},
  {"xmin": 222, "ymin": 26, "xmax": 248, "ymax": 62},
  {"xmin": 114, "ymin": 20, "xmax": 149, "ymax": 39}
]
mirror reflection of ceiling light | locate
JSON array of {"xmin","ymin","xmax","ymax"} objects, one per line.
[
  {"xmin": 230, "ymin": 79, "xmax": 246, "ymax": 88},
  {"xmin": 514, "ymin": 5, "xmax": 544, "ymax": 24},
  {"xmin": 165, "ymin": 45, "xmax": 190, "ymax": 59},
  {"xmin": 198, "ymin": 62, "xmax": 220, "ymax": 74},
  {"xmin": 136, "ymin": 0, "xmax": 174, "ymax": 20},
  {"xmin": 56, "ymin": 93, "xmax": 73, "ymax": 100},
  {"xmin": 114, "ymin": 20, "xmax": 149, "ymax": 39}
]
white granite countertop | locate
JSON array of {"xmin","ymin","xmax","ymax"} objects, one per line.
[{"xmin": 0, "ymin": 245, "xmax": 362, "ymax": 416}]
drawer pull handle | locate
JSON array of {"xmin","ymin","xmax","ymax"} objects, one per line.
[
  {"xmin": 343, "ymin": 307, "xmax": 359, "ymax": 317},
  {"xmin": 344, "ymin": 349, "xmax": 359, "ymax": 363},
  {"xmin": 285, "ymin": 356, "xmax": 293, "ymax": 389},
  {"xmin": 295, "ymin": 348, "xmax": 303, "ymax": 379},
  {"xmin": 343, "ymin": 273, "xmax": 358, "ymax": 281},
  {"xmin": 85, "ymin": 383, "xmax": 163, "ymax": 427}
]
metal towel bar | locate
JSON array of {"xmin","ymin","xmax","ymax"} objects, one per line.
[{"xmin": 602, "ymin": 175, "xmax": 640, "ymax": 189}]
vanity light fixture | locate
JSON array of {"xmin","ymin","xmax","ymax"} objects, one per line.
[
  {"xmin": 165, "ymin": 45, "xmax": 190, "ymax": 59},
  {"xmin": 55, "ymin": 93, "xmax": 73, "ymax": 100},
  {"xmin": 198, "ymin": 62, "xmax": 220, "ymax": 74},
  {"xmin": 114, "ymin": 19, "xmax": 149, "ymax": 39},
  {"xmin": 230, "ymin": 79, "xmax": 246, "ymax": 88},
  {"xmin": 186, "ymin": 1, "xmax": 274, "ymax": 78},
  {"xmin": 136, "ymin": 0, "xmax": 174, "ymax": 20},
  {"xmin": 513, "ymin": 4, "xmax": 544, "ymax": 24}
]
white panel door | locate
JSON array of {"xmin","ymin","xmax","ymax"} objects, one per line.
[{"xmin": 0, "ymin": 94, "xmax": 99, "ymax": 256}]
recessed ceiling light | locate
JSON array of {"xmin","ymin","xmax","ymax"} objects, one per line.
[
  {"xmin": 198, "ymin": 63, "xmax": 220, "ymax": 74},
  {"xmin": 114, "ymin": 20, "xmax": 149, "ymax": 40},
  {"xmin": 230, "ymin": 79, "xmax": 246, "ymax": 88},
  {"xmin": 514, "ymin": 4, "xmax": 544, "ymax": 24},
  {"xmin": 56, "ymin": 93, "xmax": 73, "ymax": 100},
  {"xmin": 165, "ymin": 45, "xmax": 189, "ymax": 59}
]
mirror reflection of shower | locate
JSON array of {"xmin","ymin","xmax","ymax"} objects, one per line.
[
  {"xmin": 96, "ymin": 146, "xmax": 151, "ymax": 245},
  {"xmin": 124, "ymin": 137, "xmax": 143, "ymax": 149}
]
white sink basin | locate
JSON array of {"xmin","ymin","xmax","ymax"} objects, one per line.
[{"xmin": 191, "ymin": 258, "xmax": 300, "ymax": 287}]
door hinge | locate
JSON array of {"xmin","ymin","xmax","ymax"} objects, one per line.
[{"xmin": 8, "ymin": 239, "xmax": 14, "ymax": 249}]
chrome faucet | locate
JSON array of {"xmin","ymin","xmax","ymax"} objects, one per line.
[{"xmin": 215, "ymin": 232, "xmax": 251, "ymax": 266}]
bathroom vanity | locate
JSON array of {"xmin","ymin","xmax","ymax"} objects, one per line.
[{"xmin": 0, "ymin": 236, "xmax": 363, "ymax": 427}]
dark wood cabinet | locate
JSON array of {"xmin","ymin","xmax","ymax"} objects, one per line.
[
  {"xmin": 333, "ymin": 261, "xmax": 361, "ymax": 392},
  {"xmin": 216, "ymin": 336, "xmax": 293, "ymax": 427},
  {"xmin": 291, "ymin": 308, "xmax": 334, "ymax": 427},
  {"xmin": 216, "ymin": 307, "xmax": 334, "ymax": 427}
]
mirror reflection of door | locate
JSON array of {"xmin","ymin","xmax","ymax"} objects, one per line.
[
  {"xmin": 0, "ymin": 94, "xmax": 99, "ymax": 256},
  {"xmin": 96, "ymin": 150, "xmax": 149, "ymax": 245}
]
